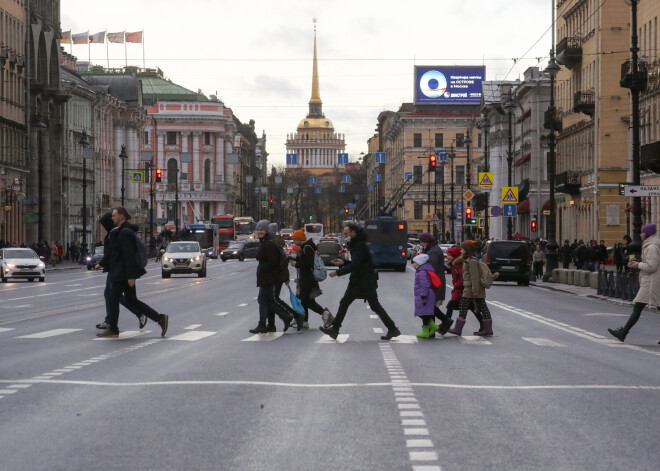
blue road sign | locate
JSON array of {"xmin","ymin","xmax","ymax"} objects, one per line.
[
  {"xmin": 286, "ymin": 154, "xmax": 297, "ymax": 165},
  {"xmin": 338, "ymin": 153, "xmax": 349, "ymax": 164},
  {"xmin": 374, "ymin": 174, "xmax": 382, "ymax": 182},
  {"xmin": 354, "ymin": 194, "xmax": 360, "ymax": 200},
  {"xmin": 347, "ymin": 203, "xmax": 356, "ymax": 209},
  {"xmin": 338, "ymin": 186, "xmax": 345, "ymax": 193},
  {"xmin": 310, "ymin": 176, "xmax": 317, "ymax": 184},
  {"xmin": 405, "ymin": 172, "xmax": 413, "ymax": 180},
  {"xmin": 368, "ymin": 184, "xmax": 374, "ymax": 191},
  {"xmin": 503, "ymin": 204, "xmax": 517, "ymax": 217},
  {"xmin": 490, "ymin": 206, "xmax": 503, "ymax": 217},
  {"xmin": 456, "ymin": 201, "xmax": 463, "ymax": 213},
  {"xmin": 343, "ymin": 175, "xmax": 351, "ymax": 183},
  {"xmin": 436, "ymin": 150, "xmax": 447, "ymax": 162},
  {"xmin": 315, "ymin": 187, "xmax": 321, "ymax": 194},
  {"xmin": 375, "ymin": 152, "xmax": 386, "ymax": 163}
]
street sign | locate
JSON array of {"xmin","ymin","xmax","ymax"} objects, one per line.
[
  {"xmin": 455, "ymin": 201, "xmax": 463, "ymax": 213},
  {"xmin": 343, "ymin": 175, "xmax": 351, "ymax": 183},
  {"xmin": 478, "ymin": 217, "xmax": 486, "ymax": 228},
  {"xmin": 315, "ymin": 187, "xmax": 321, "ymax": 194},
  {"xmin": 543, "ymin": 209, "xmax": 550, "ymax": 215},
  {"xmin": 375, "ymin": 152, "xmax": 386, "ymax": 163},
  {"xmin": 622, "ymin": 185, "xmax": 660, "ymax": 197},
  {"xmin": 478, "ymin": 172, "xmax": 493, "ymax": 187},
  {"xmin": 338, "ymin": 153, "xmax": 349, "ymax": 164},
  {"xmin": 374, "ymin": 174, "xmax": 382, "ymax": 182},
  {"xmin": 268, "ymin": 209, "xmax": 274, "ymax": 214},
  {"xmin": 368, "ymin": 184, "xmax": 375, "ymax": 191},
  {"xmin": 432, "ymin": 214, "xmax": 439, "ymax": 222},
  {"xmin": 131, "ymin": 171, "xmax": 143, "ymax": 183},
  {"xmin": 490, "ymin": 206, "xmax": 503, "ymax": 217},
  {"xmin": 436, "ymin": 150, "xmax": 447, "ymax": 162},
  {"xmin": 425, "ymin": 214, "xmax": 432, "ymax": 221},
  {"xmin": 338, "ymin": 186, "xmax": 345, "ymax": 193},
  {"xmin": 404, "ymin": 172, "xmax": 413, "ymax": 180},
  {"xmin": 261, "ymin": 201, "xmax": 268, "ymax": 208},
  {"xmin": 286, "ymin": 154, "xmax": 297, "ymax": 165},
  {"xmin": 463, "ymin": 189, "xmax": 475, "ymax": 200},
  {"xmin": 503, "ymin": 204, "xmax": 517, "ymax": 217},
  {"xmin": 501, "ymin": 186, "xmax": 519, "ymax": 204},
  {"xmin": 310, "ymin": 176, "xmax": 317, "ymax": 184}
]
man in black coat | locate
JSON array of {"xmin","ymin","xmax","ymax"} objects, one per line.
[
  {"xmin": 97, "ymin": 207, "xmax": 168, "ymax": 338},
  {"xmin": 320, "ymin": 222, "xmax": 400, "ymax": 340}
]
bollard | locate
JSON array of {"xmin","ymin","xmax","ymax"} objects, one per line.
[
  {"xmin": 559, "ymin": 269, "xmax": 568, "ymax": 284},
  {"xmin": 589, "ymin": 272, "xmax": 599, "ymax": 290},
  {"xmin": 607, "ymin": 271, "xmax": 616, "ymax": 297},
  {"xmin": 552, "ymin": 268, "xmax": 560, "ymax": 283},
  {"xmin": 614, "ymin": 272, "xmax": 622, "ymax": 298},
  {"xmin": 597, "ymin": 270, "xmax": 604, "ymax": 295},
  {"xmin": 566, "ymin": 270, "xmax": 574, "ymax": 285},
  {"xmin": 574, "ymin": 270, "xmax": 583, "ymax": 286},
  {"xmin": 621, "ymin": 271, "xmax": 630, "ymax": 301}
]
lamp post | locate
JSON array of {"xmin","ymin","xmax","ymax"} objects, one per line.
[
  {"xmin": 79, "ymin": 130, "xmax": 90, "ymax": 252},
  {"xmin": 449, "ymin": 145, "xmax": 455, "ymax": 242},
  {"xmin": 478, "ymin": 117, "xmax": 491, "ymax": 239},
  {"xmin": 440, "ymin": 159, "xmax": 446, "ymax": 241},
  {"xmin": 34, "ymin": 113, "xmax": 47, "ymax": 242},
  {"xmin": 119, "ymin": 145, "xmax": 128, "ymax": 206},
  {"xmin": 502, "ymin": 87, "xmax": 516, "ymax": 240},
  {"xmin": 543, "ymin": 53, "xmax": 561, "ymax": 281},
  {"xmin": 427, "ymin": 162, "xmax": 431, "ymax": 233}
]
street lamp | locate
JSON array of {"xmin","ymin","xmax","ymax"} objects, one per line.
[
  {"xmin": 477, "ymin": 116, "xmax": 491, "ymax": 239},
  {"xmin": 543, "ymin": 54, "xmax": 561, "ymax": 281},
  {"xmin": 79, "ymin": 130, "xmax": 90, "ymax": 253},
  {"xmin": 502, "ymin": 86, "xmax": 517, "ymax": 240},
  {"xmin": 449, "ymin": 145, "xmax": 456, "ymax": 242},
  {"xmin": 119, "ymin": 145, "xmax": 128, "ymax": 206},
  {"xmin": 34, "ymin": 112, "xmax": 47, "ymax": 243}
]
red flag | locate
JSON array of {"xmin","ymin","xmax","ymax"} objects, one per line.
[
  {"xmin": 125, "ymin": 31, "xmax": 143, "ymax": 43},
  {"xmin": 61, "ymin": 31, "xmax": 71, "ymax": 44},
  {"xmin": 89, "ymin": 31, "xmax": 106, "ymax": 44},
  {"xmin": 72, "ymin": 31, "xmax": 89, "ymax": 44},
  {"xmin": 108, "ymin": 32, "xmax": 125, "ymax": 43}
]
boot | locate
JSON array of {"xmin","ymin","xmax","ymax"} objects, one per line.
[
  {"xmin": 319, "ymin": 325, "xmax": 339, "ymax": 340},
  {"xmin": 475, "ymin": 319, "xmax": 493, "ymax": 336},
  {"xmin": 266, "ymin": 323, "xmax": 277, "ymax": 332},
  {"xmin": 607, "ymin": 327, "xmax": 627, "ymax": 343},
  {"xmin": 295, "ymin": 313, "xmax": 305, "ymax": 331},
  {"xmin": 381, "ymin": 327, "xmax": 401, "ymax": 340},
  {"xmin": 448, "ymin": 317, "xmax": 466, "ymax": 336},
  {"xmin": 322, "ymin": 309, "xmax": 335, "ymax": 328},
  {"xmin": 249, "ymin": 323, "xmax": 268, "ymax": 334},
  {"xmin": 428, "ymin": 320, "xmax": 439, "ymax": 337},
  {"xmin": 416, "ymin": 325, "xmax": 431, "ymax": 339},
  {"xmin": 281, "ymin": 314, "xmax": 293, "ymax": 332},
  {"xmin": 472, "ymin": 311, "xmax": 485, "ymax": 335}
]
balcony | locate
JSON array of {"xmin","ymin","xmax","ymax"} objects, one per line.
[
  {"xmin": 544, "ymin": 108, "xmax": 562, "ymax": 132},
  {"xmin": 555, "ymin": 171, "xmax": 581, "ymax": 195},
  {"xmin": 641, "ymin": 142, "xmax": 660, "ymax": 174},
  {"xmin": 620, "ymin": 60, "xmax": 648, "ymax": 91},
  {"xmin": 573, "ymin": 91, "xmax": 595, "ymax": 117},
  {"xmin": 556, "ymin": 37, "xmax": 582, "ymax": 70}
]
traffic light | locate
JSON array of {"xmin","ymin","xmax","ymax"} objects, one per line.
[
  {"xmin": 344, "ymin": 208, "xmax": 349, "ymax": 214},
  {"xmin": 156, "ymin": 168, "xmax": 162, "ymax": 182},
  {"xmin": 465, "ymin": 207, "xmax": 476, "ymax": 225},
  {"xmin": 429, "ymin": 154, "xmax": 437, "ymax": 170},
  {"xmin": 269, "ymin": 199, "xmax": 273, "ymax": 204},
  {"xmin": 531, "ymin": 219, "xmax": 537, "ymax": 232}
]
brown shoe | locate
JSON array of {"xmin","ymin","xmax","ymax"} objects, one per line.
[
  {"xmin": 158, "ymin": 314, "xmax": 169, "ymax": 337},
  {"xmin": 96, "ymin": 329, "xmax": 119, "ymax": 338}
]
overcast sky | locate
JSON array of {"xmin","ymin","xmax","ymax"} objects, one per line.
[{"xmin": 61, "ymin": 0, "xmax": 553, "ymax": 167}]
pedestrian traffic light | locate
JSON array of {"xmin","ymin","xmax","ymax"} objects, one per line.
[
  {"xmin": 531, "ymin": 219, "xmax": 537, "ymax": 232},
  {"xmin": 156, "ymin": 168, "xmax": 162, "ymax": 182},
  {"xmin": 429, "ymin": 154, "xmax": 437, "ymax": 170}
]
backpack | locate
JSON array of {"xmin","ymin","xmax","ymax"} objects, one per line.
[
  {"xmin": 477, "ymin": 259, "xmax": 495, "ymax": 289},
  {"xmin": 312, "ymin": 251, "xmax": 328, "ymax": 282},
  {"xmin": 123, "ymin": 228, "xmax": 148, "ymax": 269},
  {"xmin": 427, "ymin": 270, "xmax": 442, "ymax": 289}
]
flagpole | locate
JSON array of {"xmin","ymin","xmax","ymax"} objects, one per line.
[
  {"xmin": 106, "ymin": 30, "xmax": 109, "ymax": 69},
  {"xmin": 142, "ymin": 30, "xmax": 145, "ymax": 68},
  {"xmin": 124, "ymin": 31, "xmax": 127, "ymax": 67},
  {"xmin": 88, "ymin": 33, "xmax": 90, "ymax": 63}
]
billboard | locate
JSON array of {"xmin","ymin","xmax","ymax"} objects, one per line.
[{"xmin": 414, "ymin": 66, "xmax": 485, "ymax": 105}]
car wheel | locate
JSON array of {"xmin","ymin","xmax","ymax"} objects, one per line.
[
  {"xmin": 87, "ymin": 266, "xmax": 92, "ymax": 270},
  {"xmin": 521, "ymin": 278, "xmax": 530, "ymax": 286},
  {"xmin": 239, "ymin": 254, "xmax": 244, "ymax": 262},
  {"xmin": 162, "ymin": 271, "xmax": 170, "ymax": 279},
  {"xmin": 39, "ymin": 277, "xmax": 45, "ymax": 282},
  {"xmin": 28, "ymin": 278, "xmax": 34, "ymax": 282},
  {"xmin": 221, "ymin": 257, "xmax": 227, "ymax": 262},
  {"xmin": 396, "ymin": 264, "xmax": 406, "ymax": 272}
]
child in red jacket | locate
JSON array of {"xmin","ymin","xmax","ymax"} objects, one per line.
[{"xmin": 445, "ymin": 247, "xmax": 484, "ymax": 334}]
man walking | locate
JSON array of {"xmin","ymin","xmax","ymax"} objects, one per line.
[
  {"xmin": 97, "ymin": 207, "xmax": 168, "ymax": 338},
  {"xmin": 320, "ymin": 222, "xmax": 400, "ymax": 341}
]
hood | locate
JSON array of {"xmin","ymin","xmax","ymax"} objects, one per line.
[
  {"xmin": 451, "ymin": 255, "xmax": 464, "ymax": 267},
  {"xmin": 417, "ymin": 263, "xmax": 434, "ymax": 273},
  {"xmin": 348, "ymin": 228, "xmax": 367, "ymax": 248},
  {"xmin": 643, "ymin": 234, "xmax": 660, "ymax": 251},
  {"xmin": 302, "ymin": 239, "xmax": 317, "ymax": 251},
  {"xmin": 99, "ymin": 212, "xmax": 114, "ymax": 233},
  {"xmin": 119, "ymin": 221, "xmax": 139, "ymax": 233}
]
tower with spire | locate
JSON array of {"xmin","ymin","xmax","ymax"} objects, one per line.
[{"xmin": 286, "ymin": 19, "xmax": 345, "ymax": 173}]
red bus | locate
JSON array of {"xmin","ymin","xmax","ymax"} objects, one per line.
[{"xmin": 211, "ymin": 215, "xmax": 234, "ymax": 251}]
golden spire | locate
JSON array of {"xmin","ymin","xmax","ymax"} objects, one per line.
[{"xmin": 310, "ymin": 18, "xmax": 322, "ymax": 105}]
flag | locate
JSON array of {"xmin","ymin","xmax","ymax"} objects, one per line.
[
  {"xmin": 89, "ymin": 31, "xmax": 106, "ymax": 44},
  {"xmin": 125, "ymin": 31, "xmax": 143, "ymax": 43},
  {"xmin": 72, "ymin": 31, "xmax": 89, "ymax": 44},
  {"xmin": 107, "ymin": 31, "xmax": 125, "ymax": 43},
  {"xmin": 61, "ymin": 31, "xmax": 71, "ymax": 44}
]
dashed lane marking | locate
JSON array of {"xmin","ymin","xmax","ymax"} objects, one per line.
[
  {"xmin": 0, "ymin": 327, "xmax": 15, "ymax": 333},
  {"xmin": 458, "ymin": 336, "xmax": 491, "ymax": 345},
  {"xmin": 373, "ymin": 327, "xmax": 384, "ymax": 334},
  {"xmin": 238, "ymin": 303, "xmax": 248, "ymax": 307},
  {"xmin": 216, "ymin": 312, "xmax": 229, "ymax": 316},
  {"xmin": 0, "ymin": 305, "xmax": 32, "ymax": 309},
  {"xmin": 369, "ymin": 315, "xmax": 378, "ymax": 319},
  {"xmin": 389, "ymin": 335, "xmax": 418, "ymax": 344},
  {"xmin": 15, "ymin": 328, "xmax": 82, "ymax": 339}
]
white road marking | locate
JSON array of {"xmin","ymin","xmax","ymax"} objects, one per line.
[
  {"xmin": 407, "ymin": 439, "xmax": 433, "ymax": 447},
  {"xmin": 216, "ymin": 312, "xmax": 229, "ymax": 316},
  {"xmin": 585, "ymin": 312, "xmax": 628, "ymax": 317},
  {"xmin": 15, "ymin": 328, "xmax": 82, "ymax": 339},
  {"xmin": 0, "ymin": 389, "xmax": 18, "ymax": 394},
  {"xmin": 412, "ymin": 465, "xmax": 441, "ymax": 471},
  {"xmin": 522, "ymin": 338, "xmax": 566, "ymax": 347},
  {"xmin": 0, "ymin": 304, "xmax": 32, "ymax": 309},
  {"xmin": 316, "ymin": 334, "xmax": 349, "ymax": 344},
  {"xmin": 0, "ymin": 327, "xmax": 15, "ymax": 333},
  {"xmin": 410, "ymin": 451, "xmax": 438, "ymax": 461},
  {"xmin": 388, "ymin": 335, "xmax": 418, "ymax": 344},
  {"xmin": 7, "ymin": 384, "xmax": 31, "ymax": 389},
  {"xmin": 168, "ymin": 331, "xmax": 216, "ymax": 341},
  {"xmin": 373, "ymin": 327, "xmax": 384, "ymax": 334},
  {"xmin": 369, "ymin": 314, "xmax": 378, "ymax": 319},
  {"xmin": 404, "ymin": 428, "xmax": 429, "ymax": 435},
  {"xmin": 238, "ymin": 303, "xmax": 248, "ymax": 307},
  {"xmin": 65, "ymin": 284, "xmax": 82, "ymax": 287},
  {"xmin": 94, "ymin": 330, "xmax": 148, "ymax": 340},
  {"xmin": 398, "ymin": 403, "xmax": 421, "ymax": 409},
  {"xmin": 184, "ymin": 324, "xmax": 202, "ymax": 330},
  {"xmin": 458, "ymin": 336, "xmax": 492, "ymax": 345},
  {"xmin": 403, "ymin": 419, "xmax": 426, "ymax": 426},
  {"xmin": 242, "ymin": 332, "xmax": 284, "ymax": 342}
]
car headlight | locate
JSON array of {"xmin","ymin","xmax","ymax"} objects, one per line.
[
  {"xmin": 192, "ymin": 256, "xmax": 200, "ymax": 261},
  {"xmin": 163, "ymin": 256, "xmax": 170, "ymax": 262},
  {"xmin": 232, "ymin": 251, "xmax": 238, "ymax": 254},
  {"xmin": 38, "ymin": 262, "xmax": 45, "ymax": 268},
  {"xmin": 6, "ymin": 263, "xmax": 15, "ymax": 268},
  {"xmin": 86, "ymin": 256, "xmax": 92, "ymax": 261}
]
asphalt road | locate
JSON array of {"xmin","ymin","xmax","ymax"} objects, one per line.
[{"xmin": 1, "ymin": 259, "xmax": 658, "ymax": 470}]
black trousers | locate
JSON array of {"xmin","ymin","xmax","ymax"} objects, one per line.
[
  {"xmin": 268, "ymin": 283, "xmax": 298, "ymax": 326},
  {"xmin": 107, "ymin": 280, "xmax": 161, "ymax": 332},
  {"xmin": 333, "ymin": 289, "xmax": 396, "ymax": 331}
]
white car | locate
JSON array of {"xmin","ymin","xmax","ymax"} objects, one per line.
[
  {"xmin": 0, "ymin": 248, "xmax": 46, "ymax": 282},
  {"xmin": 161, "ymin": 241, "xmax": 206, "ymax": 278},
  {"xmin": 439, "ymin": 244, "xmax": 456, "ymax": 273}
]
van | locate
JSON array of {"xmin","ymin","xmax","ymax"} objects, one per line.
[{"xmin": 484, "ymin": 240, "xmax": 531, "ymax": 286}]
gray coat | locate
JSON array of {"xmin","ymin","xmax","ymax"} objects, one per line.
[
  {"xmin": 633, "ymin": 235, "xmax": 660, "ymax": 306},
  {"xmin": 424, "ymin": 244, "xmax": 446, "ymax": 301}
]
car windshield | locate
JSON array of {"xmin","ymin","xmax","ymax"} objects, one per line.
[
  {"xmin": 488, "ymin": 243, "xmax": 530, "ymax": 259},
  {"xmin": 4, "ymin": 249, "xmax": 38, "ymax": 259},
  {"xmin": 166, "ymin": 243, "xmax": 199, "ymax": 253},
  {"xmin": 94, "ymin": 246, "xmax": 104, "ymax": 255},
  {"xmin": 317, "ymin": 241, "xmax": 340, "ymax": 253},
  {"xmin": 227, "ymin": 242, "xmax": 245, "ymax": 249}
]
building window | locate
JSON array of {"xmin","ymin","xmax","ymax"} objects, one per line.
[
  {"xmin": 166, "ymin": 132, "xmax": 177, "ymax": 146},
  {"xmin": 414, "ymin": 201, "xmax": 424, "ymax": 220},
  {"xmin": 167, "ymin": 158, "xmax": 178, "ymax": 191},
  {"xmin": 144, "ymin": 131, "xmax": 149, "ymax": 145},
  {"xmin": 435, "ymin": 133, "xmax": 443, "ymax": 148},
  {"xmin": 477, "ymin": 133, "xmax": 482, "ymax": 148},
  {"xmin": 413, "ymin": 165, "xmax": 423, "ymax": 184},
  {"xmin": 413, "ymin": 133, "xmax": 422, "ymax": 148},
  {"xmin": 456, "ymin": 133, "xmax": 464, "ymax": 148},
  {"xmin": 204, "ymin": 132, "xmax": 211, "ymax": 146},
  {"xmin": 455, "ymin": 165, "xmax": 465, "ymax": 185}
]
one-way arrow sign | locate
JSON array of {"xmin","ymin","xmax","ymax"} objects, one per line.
[{"xmin": 623, "ymin": 185, "xmax": 660, "ymax": 197}]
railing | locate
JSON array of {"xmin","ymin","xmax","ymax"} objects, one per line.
[{"xmin": 573, "ymin": 90, "xmax": 595, "ymax": 117}]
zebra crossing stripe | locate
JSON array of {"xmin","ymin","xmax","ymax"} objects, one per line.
[
  {"xmin": 15, "ymin": 329, "xmax": 82, "ymax": 339},
  {"xmin": 242, "ymin": 332, "xmax": 284, "ymax": 342}
]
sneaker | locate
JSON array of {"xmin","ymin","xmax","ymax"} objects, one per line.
[
  {"xmin": 96, "ymin": 322, "xmax": 109, "ymax": 330},
  {"xmin": 96, "ymin": 329, "xmax": 119, "ymax": 338},
  {"xmin": 158, "ymin": 314, "xmax": 169, "ymax": 337},
  {"xmin": 321, "ymin": 310, "xmax": 334, "ymax": 328},
  {"xmin": 139, "ymin": 315, "xmax": 147, "ymax": 329},
  {"xmin": 266, "ymin": 324, "xmax": 277, "ymax": 332},
  {"xmin": 319, "ymin": 325, "xmax": 339, "ymax": 340},
  {"xmin": 381, "ymin": 328, "xmax": 401, "ymax": 340}
]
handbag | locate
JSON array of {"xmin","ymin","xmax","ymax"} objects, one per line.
[{"xmin": 288, "ymin": 285, "xmax": 305, "ymax": 314}]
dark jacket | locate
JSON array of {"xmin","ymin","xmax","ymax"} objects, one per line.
[
  {"xmin": 98, "ymin": 212, "xmax": 114, "ymax": 273},
  {"xmin": 256, "ymin": 233, "xmax": 283, "ymax": 286},
  {"xmin": 559, "ymin": 244, "xmax": 573, "ymax": 264},
  {"xmin": 271, "ymin": 233, "xmax": 290, "ymax": 284},
  {"xmin": 294, "ymin": 239, "xmax": 320, "ymax": 292},
  {"xmin": 423, "ymin": 242, "xmax": 446, "ymax": 301},
  {"xmin": 336, "ymin": 228, "xmax": 377, "ymax": 297},
  {"xmin": 106, "ymin": 221, "xmax": 145, "ymax": 283}
]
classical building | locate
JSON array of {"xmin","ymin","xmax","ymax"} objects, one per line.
[{"xmin": 554, "ymin": 0, "xmax": 630, "ymax": 244}]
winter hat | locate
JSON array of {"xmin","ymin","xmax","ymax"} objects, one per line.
[
  {"xmin": 256, "ymin": 219, "xmax": 270, "ymax": 231},
  {"xmin": 461, "ymin": 240, "xmax": 477, "ymax": 252},
  {"xmin": 291, "ymin": 228, "xmax": 307, "ymax": 241},
  {"xmin": 642, "ymin": 223, "xmax": 657, "ymax": 237},
  {"xmin": 268, "ymin": 223, "xmax": 279, "ymax": 235},
  {"xmin": 418, "ymin": 232, "xmax": 435, "ymax": 244},
  {"xmin": 99, "ymin": 212, "xmax": 114, "ymax": 233},
  {"xmin": 446, "ymin": 246, "xmax": 461, "ymax": 258},
  {"xmin": 413, "ymin": 253, "xmax": 429, "ymax": 265}
]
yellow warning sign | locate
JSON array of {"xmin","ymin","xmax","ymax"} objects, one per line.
[
  {"xmin": 478, "ymin": 172, "xmax": 493, "ymax": 187},
  {"xmin": 501, "ymin": 186, "xmax": 519, "ymax": 204}
]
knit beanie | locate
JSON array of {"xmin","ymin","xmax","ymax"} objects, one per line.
[
  {"xmin": 268, "ymin": 223, "xmax": 279, "ymax": 235},
  {"xmin": 461, "ymin": 240, "xmax": 477, "ymax": 252},
  {"xmin": 413, "ymin": 253, "xmax": 429, "ymax": 265},
  {"xmin": 291, "ymin": 228, "xmax": 306, "ymax": 241},
  {"xmin": 446, "ymin": 247, "xmax": 461, "ymax": 258},
  {"xmin": 418, "ymin": 232, "xmax": 435, "ymax": 244},
  {"xmin": 256, "ymin": 219, "xmax": 270, "ymax": 231},
  {"xmin": 642, "ymin": 223, "xmax": 657, "ymax": 237}
]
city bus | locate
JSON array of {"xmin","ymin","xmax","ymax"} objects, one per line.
[
  {"xmin": 181, "ymin": 223, "xmax": 220, "ymax": 259},
  {"xmin": 304, "ymin": 223, "xmax": 324, "ymax": 242},
  {"xmin": 364, "ymin": 216, "xmax": 407, "ymax": 272},
  {"xmin": 211, "ymin": 215, "xmax": 235, "ymax": 250},
  {"xmin": 234, "ymin": 216, "xmax": 257, "ymax": 240}
]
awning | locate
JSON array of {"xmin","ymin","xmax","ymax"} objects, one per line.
[
  {"xmin": 517, "ymin": 198, "xmax": 530, "ymax": 213},
  {"xmin": 514, "ymin": 153, "xmax": 531, "ymax": 167},
  {"xmin": 515, "ymin": 109, "xmax": 531, "ymax": 123},
  {"xmin": 542, "ymin": 199, "xmax": 551, "ymax": 210}
]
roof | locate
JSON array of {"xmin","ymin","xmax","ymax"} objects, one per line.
[
  {"xmin": 139, "ymin": 74, "xmax": 207, "ymax": 105},
  {"xmin": 81, "ymin": 75, "xmax": 142, "ymax": 106}
]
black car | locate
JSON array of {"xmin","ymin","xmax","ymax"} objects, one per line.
[
  {"xmin": 86, "ymin": 246, "xmax": 104, "ymax": 270},
  {"xmin": 484, "ymin": 240, "xmax": 531, "ymax": 286},
  {"xmin": 220, "ymin": 240, "xmax": 260, "ymax": 261},
  {"xmin": 317, "ymin": 239, "xmax": 348, "ymax": 266}
]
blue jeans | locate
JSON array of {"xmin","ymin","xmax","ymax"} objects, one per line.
[
  {"xmin": 258, "ymin": 284, "xmax": 291, "ymax": 325},
  {"xmin": 103, "ymin": 274, "xmax": 143, "ymax": 324}
]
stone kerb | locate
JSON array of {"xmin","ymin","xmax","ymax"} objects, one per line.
[
  {"xmin": 566, "ymin": 270, "xmax": 574, "ymax": 285},
  {"xmin": 589, "ymin": 272, "xmax": 599, "ymax": 289},
  {"xmin": 552, "ymin": 268, "xmax": 561, "ymax": 283},
  {"xmin": 574, "ymin": 270, "xmax": 583, "ymax": 286},
  {"xmin": 580, "ymin": 270, "xmax": 592, "ymax": 287}
]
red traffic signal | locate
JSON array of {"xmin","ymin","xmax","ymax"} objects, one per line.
[
  {"xmin": 429, "ymin": 154, "xmax": 437, "ymax": 169},
  {"xmin": 531, "ymin": 220, "xmax": 537, "ymax": 232},
  {"xmin": 269, "ymin": 199, "xmax": 273, "ymax": 204},
  {"xmin": 155, "ymin": 168, "xmax": 162, "ymax": 182},
  {"xmin": 465, "ymin": 207, "xmax": 472, "ymax": 219}
]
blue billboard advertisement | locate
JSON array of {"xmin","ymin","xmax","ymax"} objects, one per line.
[{"xmin": 414, "ymin": 66, "xmax": 485, "ymax": 105}]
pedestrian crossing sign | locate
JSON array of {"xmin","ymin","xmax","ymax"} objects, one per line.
[
  {"xmin": 131, "ymin": 171, "xmax": 143, "ymax": 183},
  {"xmin": 478, "ymin": 172, "xmax": 493, "ymax": 187},
  {"xmin": 501, "ymin": 186, "xmax": 519, "ymax": 204},
  {"xmin": 478, "ymin": 217, "xmax": 486, "ymax": 228}
]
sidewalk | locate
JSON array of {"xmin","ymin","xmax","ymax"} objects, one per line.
[{"xmin": 46, "ymin": 260, "xmax": 86, "ymax": 272}]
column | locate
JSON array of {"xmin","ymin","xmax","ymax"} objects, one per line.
[
  {"xmin": 215, "ymin": 135, "xmax": 225, "ymax": 185},
  {"xmin": 156, "ymin": 132, "xmax": 166, "ymax": 170},
  {"xmin": 192, "ymin": 132, "xmax": 201, "ymax": 183},
  {"xmin": 181, "ymin": 132, "xmax": 190, "ymax": 180}
]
